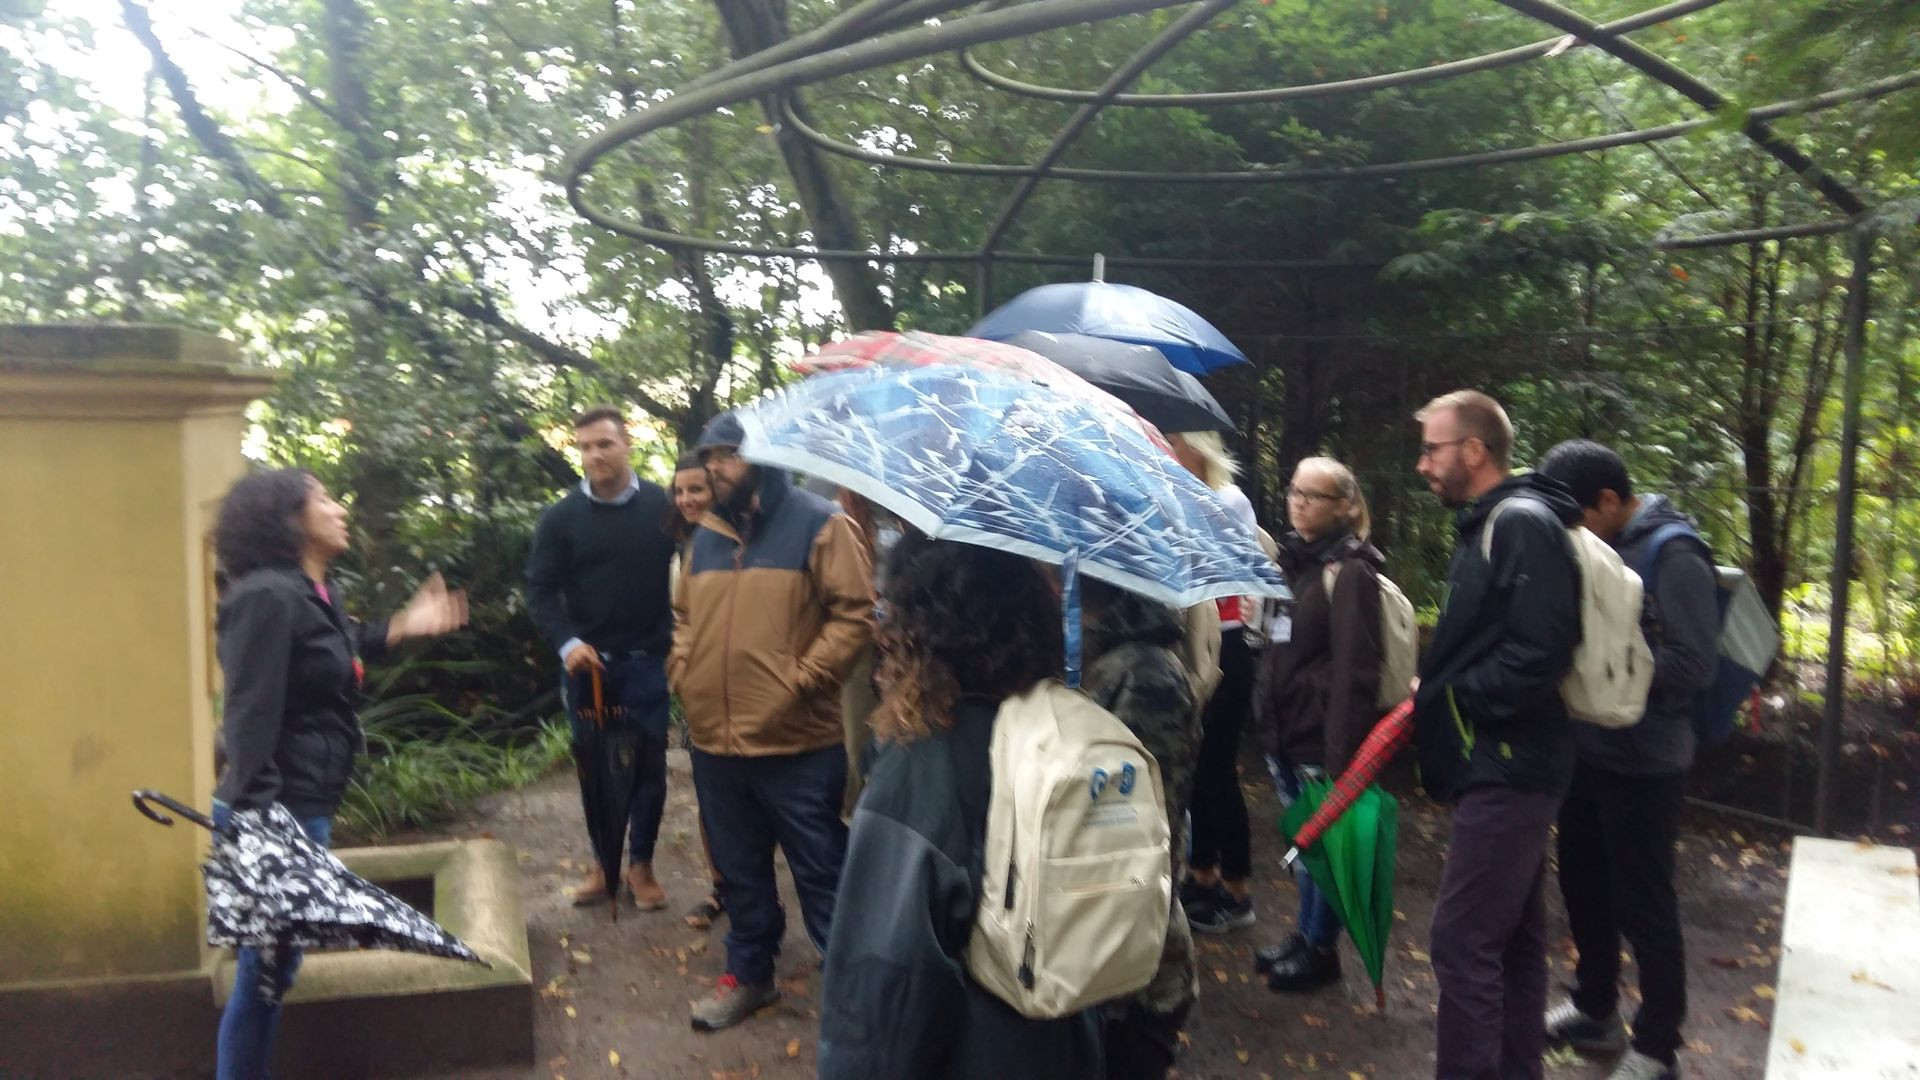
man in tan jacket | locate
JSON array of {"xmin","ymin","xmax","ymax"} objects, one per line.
[{"xmin": 671, "ymin": 410, "xmax": 875, "ymax": 1032}]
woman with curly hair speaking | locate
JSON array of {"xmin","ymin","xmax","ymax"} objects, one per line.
[
  {"xmin": 816, "ymin": 535, "xmax": 1101, "ymax": 1079},
  {"xmin": 210, "ymin": 469, "xmax": 467, "ymax": 1080}
]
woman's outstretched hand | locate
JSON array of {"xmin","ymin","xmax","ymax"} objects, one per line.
[{"xmin": 387, "ymin": 572, "xmax": 470, "ymax": 644}]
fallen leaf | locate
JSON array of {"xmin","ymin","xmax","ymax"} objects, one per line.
[
  {"xmin": 1213, "ymin": 967, "xmax": 1230, "ymax": 983},
  {"xmin": 548, "ymin": 1055, "xmax": 569, "ymax": 1071},
  {"xmin": 609, "ymin": 1049, "xmax": 621, "ymax": 1066},
  {"xmin": 1236, "ymin": 1049, "xmax": 1251, "ymax": 1064},
  {"xmin": 1789, "ymin": 1037, "xmax": 1806, "ymax": 1054},
  {"xmin": 1350, "ymin": 1073, "xmax": 1366, "ymax": 1080},
  {"xmin": 1851, "ymin": 970, "xmax": 1896, "ymax": 991},
  {"xmin": 564, "ymin": 1005, "xmax": 577, "ymax": 1019},
  {"xmin": 787, "ymin": 1039, "xmax": 801, "ymax": 1058},
  {"xmin": 1177, "ymin": 1031, "xmax": 1192, "ymax": 1049},
  {"xmin": 1726, "ymin": 1004, "xmax": 1766, "ymax": 1025},
  {"xmin": 1708, "ymin": 956, "xmax": 1744, "ymax": 969},
  {"xmin": 570, "ymin": 950, "xmax": 593, "ymax": 965},
  {"xmin": 1304, "ymin": 1014, "xmax": 1329, "ymax": 1028},
  {"xmin": 1405, "ymin": 946, "xmax": 1430, "ymax": 962},
  {"xmin": 1753, "ymin": 984, "xmax": 1775, "ymax": 999}
]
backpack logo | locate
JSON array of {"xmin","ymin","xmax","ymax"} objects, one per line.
[
  {"xmin": 1118, "ymin": 762, "xmax": 1137, "ymax": 796},
  {"xmin": 1089, "ymin": 768, "xmax": 1109, "ymax": 800}
]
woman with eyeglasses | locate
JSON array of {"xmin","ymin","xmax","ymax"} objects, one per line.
[{"xmin": 1249, "ymin": 456, "xmax": 1386, "ymax": 994}]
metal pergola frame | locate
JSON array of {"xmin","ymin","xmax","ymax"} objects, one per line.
[{"xmin": 562, "ymin": 0, "xmax": 1912, "ymax": 835}]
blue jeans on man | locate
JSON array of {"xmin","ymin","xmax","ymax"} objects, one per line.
[
  {"xmin": 690, "ymin": 744, "xmax": 848, "ymax": 984},
  {"xmin": 213, "ymin": 804, "xmax": 331, "ymax": 1080},
  {"xmin": 564, "ymin": 651, "xmax": 670, "ymax": 865}
]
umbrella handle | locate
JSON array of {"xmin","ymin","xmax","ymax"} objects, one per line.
[
  {"xmin": 590, "ymin": 665, "xmax": 606, "ymax": 729},
  {"xmin": 1279, "ymin": 846, "xmax": 1301, "ymax": 869},
  {"xmin": 132, "ymin": 789, "xmax": 215, "ymax": 831}
]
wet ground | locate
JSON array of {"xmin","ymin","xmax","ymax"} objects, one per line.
[{"xmin": 410, "ymin": 750, "xmax": 1790, "ymax": 1080}]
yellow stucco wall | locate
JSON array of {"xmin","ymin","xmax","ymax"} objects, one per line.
[{"xmin": 0, "ymin": 326, "xmax": 271, "ymax": 987}]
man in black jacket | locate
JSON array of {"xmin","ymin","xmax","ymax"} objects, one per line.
[
  {"xmin": 526, "ymin": 405, "xmax": 679, "ymax": 909},
  {"xmin": 1538, "ymin": 440, "xmax": 1719, "ymax": 1080},
  {"xmin": 1411, "ymin": 390, "xmax": 1582, "ymax": 1080}
]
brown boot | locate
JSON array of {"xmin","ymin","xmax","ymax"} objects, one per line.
[
  {"xmin": 623, "ymin": 863, "xmax": 668, "ymax": 911},
  {"xmin": 569, "ymin": 865, "xmax": 610, "ymax": 906}
]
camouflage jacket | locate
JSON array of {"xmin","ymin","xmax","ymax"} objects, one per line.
[{"xmin": 1082, "ymin": 592, "xmax": 1202, "ymax": 1022}]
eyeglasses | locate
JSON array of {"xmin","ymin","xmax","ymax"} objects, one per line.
[
  {"xmin": 1285, "ymin": 485, "xmax": 1344, "ymax": 505},
  {"xmin": 1419, "ymin": 437, "xmax": 1471, "ymax": 460}
]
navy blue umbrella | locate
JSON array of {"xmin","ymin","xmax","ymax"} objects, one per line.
[
  {"xmin": 999, "ymin": 331, "xmax": 1233, "ymax": 434},
  {"xmin": 968, "ymin": 280, "xmax": 1248, "ymax": 375}
]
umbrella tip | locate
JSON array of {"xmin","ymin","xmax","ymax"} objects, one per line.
[{"xmin": 1376, "ymin": 985, "xmax": 1387, "ymax": 1011}]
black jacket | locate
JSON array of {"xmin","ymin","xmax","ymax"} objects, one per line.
[
  {"xmin": 1257, "ymin": 529, "xmax": 1386, "ymax": 775},
  {"xmin": 1413, "ymin": 473, "xmax": 1582, "ymax": 803},
  {"xmin": 213, "ymin": 567, "xmax": 389, "ymax": 818},
  {"xmin": 525, "ymin": 480, "xmax": 677, "ymax": 656},
  {"xmin": 1592, "ymin": 495, "xmax": 1721, "ymax": 776},
  {"xmin": 817, "ymin": 697, "xmax": 1102, "ymax": 1080}
]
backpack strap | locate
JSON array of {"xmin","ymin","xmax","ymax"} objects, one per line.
[
  {"xmin": 1477, "ymin": 496, "xmax": 1522, "ymax": 562},
  {"xmin": 1635, "ymin": 522, "xmax": 1708, "ymax": 594}
]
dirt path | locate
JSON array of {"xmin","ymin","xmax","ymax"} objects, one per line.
[{"xmin": 398, "ymin": 750, "xmax": 1788, "ymax": 1080}]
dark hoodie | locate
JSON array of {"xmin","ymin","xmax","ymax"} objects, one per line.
[
  {"xmin": 1413, "ymin": 473, "xmax": 1584, "ymax": 802},
  {"xmin": 1597, "ymin": 494, "xmax": 1720, "ymax": 776},
  {"xmin": 1256, "ymin": 529, "xmax": 1387, "ymax": 776}
]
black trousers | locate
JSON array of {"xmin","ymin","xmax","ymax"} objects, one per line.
[
  {"xmin": 1557, "ymin": 762, "xmax": 1689, "ymax": 1064},
  {"xmin": 1189, "ymin": 629, "xmax": 1253, "ymax": 881}
]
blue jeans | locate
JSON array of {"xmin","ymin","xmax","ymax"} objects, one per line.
[
  {"xmin": 213, "ymin": 804, "xmax": 331, "ymax": 1080},
  {"xmin": 564, "ymin": 652, "xmax": 670, "ymax": 863},
  {"xmin": 691, "ymin": 745, "xmax": 848, "ymax": 984},
  {"xmin": 1272, "ymin": 759, "xmax": 1343, "ymax": 950}
]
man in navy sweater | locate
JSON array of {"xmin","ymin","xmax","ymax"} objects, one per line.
[{"xmin": 527, "ymin": 405, "xmax": 679, "ymax": 908}]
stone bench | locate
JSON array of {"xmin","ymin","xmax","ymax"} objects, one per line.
[
  {"xmin": 213, "ymin": 838, "xmax": 535, "ymax": 1079},
  {"xmin": 1764, "ymin": 836, "xmax": 1920, "ymax": 1078}
]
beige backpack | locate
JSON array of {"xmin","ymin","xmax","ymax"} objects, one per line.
[
  {"xmin": 1322, "ymin": 561, "xmax": 1420, "ymax": 710},
  {"xmin": 966, "ymin": 680, "xmax": 1171, "ymax": 1019},
  {"xmin": 1481, "ymin": 499, "xmax": 1652, "ymax": 729}
]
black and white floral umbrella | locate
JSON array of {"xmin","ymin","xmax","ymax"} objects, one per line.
[{"xmin": 134, "ymin": 790, "xmax": 488, "ymax": 1003}]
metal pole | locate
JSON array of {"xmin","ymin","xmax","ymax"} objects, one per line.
[
  {"xmin": 975, "ymin": 257, "xmax": 996, "ymax": 321},
  {"xmin": 1814, "ymin": 229, "xmax": 1873, "ymax": 835}
]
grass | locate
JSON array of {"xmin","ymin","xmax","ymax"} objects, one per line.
[{"xmin": 335, "ymin": 663, "xmax": 573, "ymax": 839}]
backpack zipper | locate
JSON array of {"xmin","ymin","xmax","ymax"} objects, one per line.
[{"xmin": 1018, "ymin": 921, "xmax": 1035, "ymax": 989}]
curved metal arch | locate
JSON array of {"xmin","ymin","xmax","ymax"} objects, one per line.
[
  {"xmin": 563, "ymin": 0, "xmax": 1195, "ymax": 250},
  {"xmin": 979, "ymin": 0, "xmax": 1235, "ymax": 255},
  {"xmin": 953, "ymin": 0, "xmax": 1721, "ymax": 108},
  {"xmin": 1496, "ymin": 0, "xmax": 1867, "ymax": 215},
  {"xmin": 775, "ymin": 72, "xmax": 1920, "ymax": 185}
]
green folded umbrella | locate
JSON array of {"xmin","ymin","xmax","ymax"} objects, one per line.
[{"xmin": 1279, "ymin": 777, "xmax": 1399, "ymax": 1009}]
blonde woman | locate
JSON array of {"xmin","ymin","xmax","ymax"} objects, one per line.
[
  {"xmin": 1167, "ymin": 430, "xmax": 1258, "ymax": 933},
  {"xmin": 1252, "ymin": 456, "xmax": 1385, "ymax": 994}
]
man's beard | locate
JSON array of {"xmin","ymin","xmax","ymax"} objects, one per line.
[{"xmin": 719, "ymin": 465, "xmax": 761, "ymax": 517}]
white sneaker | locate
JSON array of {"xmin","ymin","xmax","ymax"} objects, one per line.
[{"xmin": 1607, "ymin": 1049, "xmax": 1680, "ymax": 1080}]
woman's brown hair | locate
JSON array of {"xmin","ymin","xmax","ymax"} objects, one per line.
[{"xmin": 871, "ymin": 535, "xmax": 1062, "ymax": 743}]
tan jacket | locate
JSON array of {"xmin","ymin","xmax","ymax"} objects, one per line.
[{"xmin": 667, "ymin": 472, "xmax": 875, "ymax": 756}]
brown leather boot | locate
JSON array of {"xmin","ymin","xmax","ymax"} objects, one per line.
[
  {"xmin": 569, "ymin": 865, "xmax": 610, "ymax": 906},
  {"xmin": 624, "ymin": 863, "xmax": 667, "ymax": 911}
]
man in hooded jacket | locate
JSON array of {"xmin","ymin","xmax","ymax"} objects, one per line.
[
  {"xmin": 1410, "ymin": 390, "xmax": 1582, "ymax": 1080},
  {"xmin": 671, "ymin": 410, "xmax": 876, "ymax": 1032},
  {"xmin": 1537, "ymin": 440, "xmax": 1719, "ymax": 1080}
]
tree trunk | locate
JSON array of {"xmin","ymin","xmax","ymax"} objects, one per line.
[{"xmin": 712, "ymin": 0, "xmax": 894, "ymax": 331}]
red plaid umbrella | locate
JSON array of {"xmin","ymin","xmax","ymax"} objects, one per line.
[
  {"xmin": 792, "ymin": 330, "xmax": 1171, "ymax": 450},
  {"xmin": 1280, "ymin": 699, "xmax": 1414, "ymax": 869}
]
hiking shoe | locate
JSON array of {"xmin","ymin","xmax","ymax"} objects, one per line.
[
  {"xmin": 1265, "ymin": 945, "xmax": 1341, "ymax": 993},
  {"xmin": 690, "ymin": 974, "xmax": 778, "ymax": 1032},
  {"xmin": 1186, "ymin": 885, "xmax": 1254, "ymax": 935},
  {"xmin": 1606, "ymin": 1050, "xmax": 1680, "ymax": 1080},
  {"xmin": 1178, "ymin": 877, "xmax": 1209, "ymax": 912},
  {"xmin": 1254, "ymin": 933, "xmax": 1308, "ymax": 974},
  {"xmin": 1544, "ymin": 999, "xmax": 1628, "ymax": 1056}
]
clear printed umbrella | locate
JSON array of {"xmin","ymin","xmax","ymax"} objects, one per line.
[{"xmin": 733, "ymin": 361, "xmax": 1287, "ymax": 683}]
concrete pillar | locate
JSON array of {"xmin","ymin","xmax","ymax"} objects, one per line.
[{"xmin": 0, "ymin": 324, "xmax": 271, "ymax": 1001}]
